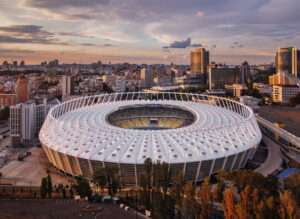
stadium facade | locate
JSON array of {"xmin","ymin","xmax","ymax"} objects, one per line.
[{"xmin": 39, "ymin": 92, "xmax": 262, "ymax": 185}]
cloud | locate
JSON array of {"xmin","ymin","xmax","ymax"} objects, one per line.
[
  {"xmin": 0, "ymin": 24, "xmax": 47, "ymax": 36},
  {"xmin": 103, "ymin": 43, "xmax": 114, "ymax": 47},
  {"xmin": 25, "ymin": 0, "xmax": 110, "ymax": 10},
  {"xmin": 191, "ymin": 43, "xmax": 202, "ymax": 47},
  {"xmin": 1, "ymin": 0, "xmax": 300, "ymax": 64},
  {"xmin": 169, "ymin": 37, "xmax": 191, "ymax": 48},
  {"xmin": 79, "ymin": 43, "xmax": 97, "ymax": 46},
  {"xmin": 58, "ymin": 32, "xmax": 94, "ymax": 38},
  {"xmin": 0, "ymin": 24, "xmax": 68, "ymax": 45},
  {"xmin": 0, "ymin": 48, "xmax": 35, "ymax": 54},
  {"xmin": 163, "ymin": 38, "xmax": 202, "ymax": 49}
]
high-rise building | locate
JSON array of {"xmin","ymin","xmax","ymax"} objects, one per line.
[
  {"xmin": 61, "ymin": 75, "xmax": 73, "ymax": 97},
  {"xmin": 275, "ymin": 47, "xmax": 298, "ymax": 77},
  {"xmin": 140, "ymin": 67, "xmax": 153, "ymax": 88},
  {"xmin": 190, "ymin": 48, "xmax": 209, "ymax": 74},
  {"xmin": 208, "ymin": 64, "xmax": 240, "ymax": 89},
  {"xmin": 10, "ymin": 101, "xmax": 57, "ymax": 145},
  {"xmin": 298, "ymin": 50, "xmax": 300, "ymax": 77},
  {"xmin": 15, "ymin": 75, "xmax": 29, "ymax": 103},
  {"xmin": 240, "ymin": 61, "xmax": 250, "ymax": 84}
]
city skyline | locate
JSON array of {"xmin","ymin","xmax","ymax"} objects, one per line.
[{"xmin": 0, "ymin": 0, "xmax": 300, "ymax": 64}]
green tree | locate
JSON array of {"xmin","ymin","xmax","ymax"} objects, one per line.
[
  {"xmin": 105, "ymin": 166, "xmax": 120, "ymax": 196},
  {"xmin": 93, "ymin": 167, "xmax": 107, "ymax": 193},
  {"xmin": 0, "ymin": 107, "xmax": 9, "ymax": 121},
  {"xmin": 140, "ymin": 174, "xmax": 151, "ymax": 209},
  {"xmin": 289, "ymin": 93, "xmax": 300, "ymax": 107},
  {"xmin": 40, "ymin": 177, "xmax": 48, "ymax": 199},
  {"xmin": 46, "ymin": 174, "xmax": 53, "ymax": 198},
  {"xmin": 74, "ymin": 176, "xmax": 92, "ymax": 198}
]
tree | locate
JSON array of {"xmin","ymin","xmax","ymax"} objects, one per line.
[
  {"xmin": 46, "ymin": 174, "xmax": 53, "ymax": 198},
  {"xmin": 182, "ymin": 182, "xmax": 200, "ymax": 219},
  {"xmin": 74, "ymin": 176, "xmax": 92, "ymax": 198},
  {"xmin": 235, "ymin": 203, "xmax": 247, "ymax": 219},
  {"xmin": 57, "ymin": 184, "xmax": 66, "ymax": 199},
  {"xmin": 213, "ymin": 181, "xmax": 225, "ymax": 202},
  {"xmin": 144, "ymin": 158, "xmax": 153, "ymax": 190},
  {"xmin": 170, "ymin": 172, "xmax": 185, "ymax": 216},
  {"xmin": 279, "ymin": 191, "xmax": 297, "ymax": 219},
  {"xmin": 284, "ymin": 173, "xmax": 300, "ymax": 205},
  {"xmin": 0, "ymin": 107, "xmax": 9, "ymax": 121},
  {"xmin": 223, "ymin": 187, "xmax": 235, "ymax": 219},
  {"xmin": 40, "ymin": 177, "xmax": 48, "ymax": 198},
  {"xmin": 93, "ymin": 167, "xmax": 107, "ymax": 193},
  {"xmin": 159, "ymin": 162, "xmax": 171, "ymax": 197},
  {"xmin": 105, "ymin": 166, "xmax": 120, "ymax": 196},
  {"xmin": 139, "ymin": 174, "xmax": 151, "ymax": 209},
  {"xmin": 219, "ymin": 170, "xmax": 278, "ymax": 195},
  {"xmin": 289, "ymin": 93, "xmax": 300, "ymax": 107},
  {"xmin": 239, "ymin": 185, "xmax": 252, "ymax": 217},
  {"xmin": 198, "ymin": 178, "xmax": 213, "ymax": 219},
  {"xmin": 264, "ymin": 196, "xmax": 280, "ymax": 219}
]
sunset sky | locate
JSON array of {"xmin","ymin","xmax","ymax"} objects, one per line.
[{"xmin": 0, "ymin": 0, "xmax": 300, "ymax": 65}]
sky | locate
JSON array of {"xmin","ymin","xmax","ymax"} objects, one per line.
[{"xmin": 0, "ymin": 0, "xmax": 300, "ymax": 65}]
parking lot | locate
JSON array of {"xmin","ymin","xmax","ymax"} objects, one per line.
[{"xmin": 0, "ymin": 147, "xmax": 74, "ymax": 186}]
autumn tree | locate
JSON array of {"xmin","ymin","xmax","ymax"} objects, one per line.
[
  {"xmin": 223, "ymin": 187, "xmax": 235, "ymax": 219},
  {"xmin": 198, "ymin": 178, "xmax": 213, "ymax": 219},
  {"xmin": 284, "ymin": 173, "xmax": 300, "ymax": 205},
  {"xmin": 279, "ymin": 191, "xmax": 297, "ymax": 219}
]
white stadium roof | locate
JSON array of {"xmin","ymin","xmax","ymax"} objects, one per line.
[{"xmin": 40, "ymin": 93, "xmax": 262, "ymax": 165}]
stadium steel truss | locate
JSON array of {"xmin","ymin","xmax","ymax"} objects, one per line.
[{"xmin": 39, "ymin": 92, "xmax": 262, "ymax": 185}]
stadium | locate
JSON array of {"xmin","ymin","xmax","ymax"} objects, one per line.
[{"xmin": 39, "ymin": 92, "xmax": 262, "ymax": 185}]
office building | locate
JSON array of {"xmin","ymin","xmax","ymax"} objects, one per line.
[
  {"xmin": 10, "ymin": 101, "xmax": 57, "ymax": 145},
  {"xmin": 140, "ymin": 67, "xmax": 153, "ymax": 88},
  {"xmin": 15, "ymin": 75, "xmax": 29, "ymax": 103},
  {"xmin": 240, "ymin": 61, "xmax": 250, "ymax": 84},
  {"xmin": 272, "ymin": 85, "xmax": 300, "ymax": 104},
  {"xmin": 268, "ymin": 72, "xmax": 300, "ymax": 103},
  {"xmin": 275, "ymin": 47, "xmax": 298, "ymax": 77},
  {"xmin": 269, "ymin": 72, "xmax": 299, "ymax": 86},
  {"xmin": 61, "ymin": 75, "xmax": 73, "ymax": 97},
  {"xmin": 208, "ymin": 65, "xmax": 240, "ymax": 89},
  {"xmin": 190, "ymin": 48, "xmax": 209, "ymax": 74},
  {"xmin": 0, "ymin": 94, "xmax": 17, "ymax": 107}
]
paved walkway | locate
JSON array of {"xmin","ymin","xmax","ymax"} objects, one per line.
[{"xmin": 255, "ymin": 135, "xmax": 282, "ymax": 176}]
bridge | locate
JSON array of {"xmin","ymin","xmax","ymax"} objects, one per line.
[{"xmin": 255, "ymin": 115, "xmax": 300, "ymax": 176}]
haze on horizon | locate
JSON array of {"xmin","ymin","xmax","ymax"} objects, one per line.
[{"xmin": 0, "ymin": 0, "xmax": 299, "ymax": 65}]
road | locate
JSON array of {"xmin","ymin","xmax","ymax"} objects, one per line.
[{"xmin": 255, "ymin": 135, "xmax": 283, "ymax": 176}]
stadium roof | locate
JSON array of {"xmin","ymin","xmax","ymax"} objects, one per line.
[{"xmin": 40, "ymin": 94, "xmax": 262, "ymax": 164}]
